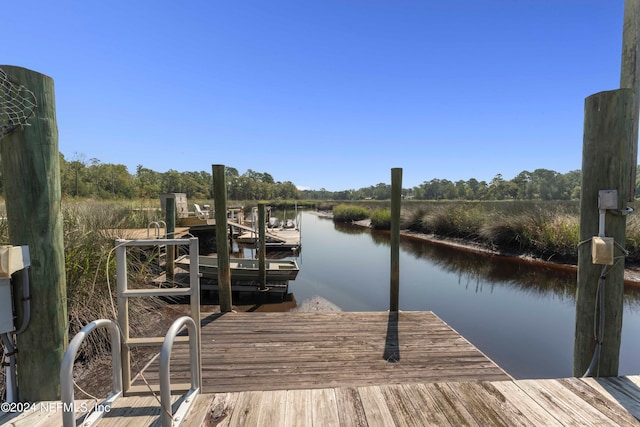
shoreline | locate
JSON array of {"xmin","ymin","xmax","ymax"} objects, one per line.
[{"xmin": 349, "ymin": 217, "xmax": 640, "ymax": 286}]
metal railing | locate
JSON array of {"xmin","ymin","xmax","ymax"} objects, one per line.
[
  {"xmin": 147, "ymin": 220, "xmax": 167, "ymax": 238},
  {"xmin": 60, "ymin": 319, "xmax": 122, "ymax": 427},
  {"xmin": 160, "ymin": 316, "xmax": 201, "ymax": 427}
]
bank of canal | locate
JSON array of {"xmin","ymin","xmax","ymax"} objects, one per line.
[{"xmin": 287, "ymin": 212, "xmax": 640, "ymax": 379}]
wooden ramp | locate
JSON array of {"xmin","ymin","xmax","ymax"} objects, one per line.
[{"xmin": 130, "ymin": 311, "xmax": 511, "ymax": 393}]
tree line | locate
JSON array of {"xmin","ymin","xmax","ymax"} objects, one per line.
[
  {"xmin": 300, "ymin": 169, "xmax": 585, "ymax": 201},
  {"xmin": 55, "ymin": 154, "xmax": 299, "ymax": 200},
  {"xmin": 22, "ymin": 153, "xmax": 638, "ymax": 201}
]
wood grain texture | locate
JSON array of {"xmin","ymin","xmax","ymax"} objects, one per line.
[{"xmin": 132, "ymin": 311, "xmax": 510, "ymax": 393}]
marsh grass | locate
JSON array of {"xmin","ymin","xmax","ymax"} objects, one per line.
[
  {"xmin": 333, "ymin": 204, "xmax": 370, "ymax": 222},
  {"xmin": 62, "ymin": 200, "xmax": 167, "ymax": 360},
  {"xmin": 400, "ymin": 201, "xmax": 595, "ymax": 263},
  {"xmin": 370, "ymin": 208, "xmax": 391, "ymax": 230}
]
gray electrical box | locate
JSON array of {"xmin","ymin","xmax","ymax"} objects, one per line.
[
  {"xmin": 599, "ymin": 190, "xmax": 618, "ymax": 210},
  {"xmin": 0, "ymin": 278, "xmax": 13, "ymax": 334},
  {"xmin": 0, "ymin": 246, "xmax": 30, "ymax": 334}
]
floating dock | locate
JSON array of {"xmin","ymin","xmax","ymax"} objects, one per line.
[{"xmin": 5, "ymin": 311, "xmax": 640, "ymax": 426}]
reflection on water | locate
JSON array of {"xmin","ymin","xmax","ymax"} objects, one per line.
[{"xmin": 289, "ymin": 212, "xmax": 640, "ymax": 379}]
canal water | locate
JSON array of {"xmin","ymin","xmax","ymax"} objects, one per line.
[{"xmin": 285, "ymin": 211, "xmax": 640, "ymax": 380}]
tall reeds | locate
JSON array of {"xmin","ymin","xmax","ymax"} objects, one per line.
[
  {"xmin": 63, "ymin": 200, "xmax": 167, "ymax": 359},
  {"xmin": 399, "ymin": 201, "xmax": 594, "ymax": 263}
]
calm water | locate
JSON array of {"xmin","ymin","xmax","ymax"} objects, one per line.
[{"xmin": 285, "ymin": 212, "xmax": 640, "ymax": 380}]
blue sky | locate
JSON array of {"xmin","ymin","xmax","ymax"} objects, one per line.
[{"xmin": 4, "ymin": 1, "xmax": 626, "ymax": 191}]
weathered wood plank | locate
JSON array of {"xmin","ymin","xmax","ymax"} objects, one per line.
[
  {"xmin": 510, "ymin": 379, "xmax": 595, "ymax": 426},
  {"xmin": 400, "ymin": 383, "xmax": 455, "ymax": 426},
  {"xmin": 180, "ymin": 394, "xmax": 217, "ymax": 427},
  {"xmin": 226, "ymin": 391, "xmax": 262, "ymax": 427},
  {"xmin": 311, "ymin": 388, "xmax": 340, "ymax": 426},
  {"xmin": 256, "ymin": 390, "xmax": 287, "ymax": 426},
  {"xmin": 0, "ymin": 400, "xmax": 92, "ymax": 427},
  {"xmin": 558, "ymin": 378, "xmax": 640, "ymax": 426},
  {"xmin": 132, "ymin": 312, "xmax": 509, "ymax": 393},
  {"xmin": 537, "ymin": 379, "xmax": 624, "ymax": 425},
  {"xmin": 422, "ymin": 382, "xmax": 480, "ymax": 426},
  {"xmin": 489, "ymin": 380, "xmax": 563, "ymax": 426},
  {"xmin": 456, "ymin": 381, "xmax": 537, "ymax": 426},
  {"xmin": 284, "ymin": 389, "xmax": 313, "ymax": 427},
  {"xmin": 199, "ymin": 392, "xmax": 238, "ymax": 427},
  {"xmin": 582, "ymin": 376, "xmax": 640, "ymax": 421},
  {"xmin": 335, "ymin": 387, "xmax": 368, "ymax": 427},
  {"xmin": 358, "ymin": 385, "xmax": 397, "ymax": 427},
  {"xmin": 377, "ymin": 384, "xmax": 427, "ymax": 427},
  {"xmin": 74, "ymin": 376, "xmax": 640, "ymax": 426}
]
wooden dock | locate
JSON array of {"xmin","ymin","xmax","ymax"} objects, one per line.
[
  {"xmin": 130, "ymin": 311, "xmax": 511, "ymax": 393},
  {"xmin": 100, "ymin": 227, "xmax": 191, "ymax": 240},
  {"xmin": 4, "ymin": 311, "xmax": 640, "ymax": 426}
]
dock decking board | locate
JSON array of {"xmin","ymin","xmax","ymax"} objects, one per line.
[
  {"xmin": 8, "ymin": 311, "xmax": 640, "ymax": 425},
  {"xmin": 131, "ymin": 311, "xmax": 511, "ymax": 394}
]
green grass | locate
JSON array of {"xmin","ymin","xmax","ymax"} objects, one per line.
[
  {"xmin": 370, "ymin": 208, "xmax": 391, "ymax": 230},
  {"xmin": 334, "ymin": 200, "xmax": 640, "ymax": 264},
  {"xmin": 332, "ymin": 204, "xmax": 370, "ymax": 222}
]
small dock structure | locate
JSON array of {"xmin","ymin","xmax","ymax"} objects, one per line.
[{"xmin": 6, "ymin": 311, "xmax": 640, "ymax": 426}]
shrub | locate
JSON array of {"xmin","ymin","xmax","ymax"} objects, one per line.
[
  {"xmin": 332, "ymin": 204, "xmax": 370, "ymax": 222},
  {"xmin": 370, "ymin": 208, "xmax": 391, "ymax": 230}
]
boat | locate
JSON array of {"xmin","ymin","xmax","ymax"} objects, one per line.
[
  {"xmin": 175, "ymin": 254, "xmax": 299, "ymax": 281},
  {"xmin": 268, "ymin": 217, "xmax": 280, "ymax": 228}
]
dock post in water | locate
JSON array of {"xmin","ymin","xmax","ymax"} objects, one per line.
[
  {"xmin": 390, "ymin": 168, "xmax": 402, "ymax": 312},
  {"xmin": 574, "ymin": 89, "xmax": 634, "ymax": 377},
  {"xmin": 212, "ymin": 164, "xmax": 233, "ymax": 312},
  {"xmin": 166, "ymin": 196, "xmax": 176, "ymax": 279},
  {"xmin": 258, "ymin": 202, "xmax": 267, "ymax": 290},
  {"xmin": 0, "ymin": 66, "xmax": 67, "ymax": 400}
]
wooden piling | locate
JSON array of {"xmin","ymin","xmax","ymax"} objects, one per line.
[
  {"xmin": 390, "ymin": 168, "xmax": 402, "ymax": 312},
  {"xmin": 212, "ymin": 164, "xmax": 232, "ymax": 312},
  {"xmin": 166, "ymin": 197, "xmax": 175, "ymax": 279},
  {"xmin": 574, "ymin": 89, "xmax": 634, "ymax": 377},
  {"xmin": 258, "ymin": 203, "xmax": 267, "ymax": 289},
  {"xmin": 0, "ymin": 66, "xmax": 67, "ymax": 400},
  {"xmin": 620, "ymin": 0, "xmax": 640, "ymax": 200}
]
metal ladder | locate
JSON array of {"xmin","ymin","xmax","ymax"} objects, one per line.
[{"xmin": 115, "ymin": 237, "xmax": 201, "ymax": 395}]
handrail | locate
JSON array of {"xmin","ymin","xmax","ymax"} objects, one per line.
[
  {"xmin": 60, "ymin": 319, "xmax": 122, "ymax": 427},
  {"xmin": 158, "ymin": 220, "xmax": 167, "ymax": 237},
  {"xmin": 147, "ymin": 221, "xmax": 161, "ymax": 238},
  {"xmin": 160, "ymin": 316, "xmax": 201, "ymax": 427}
]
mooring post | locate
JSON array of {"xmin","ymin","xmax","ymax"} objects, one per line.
[
  {"xmin": 620, "ymin": 0, "xmax": 640, "ymax": 201},
  {"xmin": 390, "ymin": 168, "xmax": 402, "ymax": 312},
  {"xmin": 258, "ymin": 202, "xmax": 267, "ymax": 290},
  {"xmin": 574, "ymin": 89, "xmax": 634, "ymax": 377},
  {"xmin": 166, "ymin": 196, "xmax": 176, "ymax": 280},
  {"xmin": 212, "ymin": 164, "xmax": 233, "ymax": 312},
  {"xmin": 0, "ymin": 65, "xmax": 67, "ymax": 400}
]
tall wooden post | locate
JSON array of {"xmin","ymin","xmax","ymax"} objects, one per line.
[
  {"xmin": 166, "ymin": 197, "xmax": 176, "ymax": 279},
  {"xmin": 0, "ymin": 66, "xmax": 67, "ymax": 400},
  {"xmin": 620, "ymin": 0, "xmax": 640, "ymax": 200},
  {"xmin": 574, "ymin": 89, "xmax": 634, "ymax": 376},
  {"xmin": 212, "ymin": 164, "xmax": 232, "ymax": 312},
  {"xmin": 390, "ymin": 168, "xmax": 402, "ymax": 312},
  {"xmin": 258, "ymin": 203, "xmax": 267, "ymax": 289}
]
